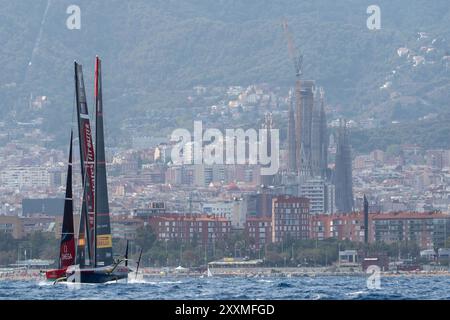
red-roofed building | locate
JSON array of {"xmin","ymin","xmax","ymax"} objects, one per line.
[
  {"xmin": 371, "ymin": 211, "xmax": 450, "ymax": 249},
  {"xmin": 310, "ymin": 212, "xmax": 366, "ymax": 242},
  {"xmin": 310, "ymin": 211, "xmax": 450, "ymax": 249}
]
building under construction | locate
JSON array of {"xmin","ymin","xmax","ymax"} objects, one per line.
[
  {"xmin": 282, "ymin": 20, "xmax": 328, "ymax": 180},
  {"xmin": 282, "ymin": 20, "xmax": 349, "ymax": 215},
  {"xmin": 286, "ymin": 80, "xmax": 329, "ymax": 179}
]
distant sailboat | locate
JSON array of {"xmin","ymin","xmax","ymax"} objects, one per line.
[
  {"xmin": 45, "ymin": 131, "xmax": 76, "ymax": 281},
  {"xmin": 65, "ymin": 57, "xmax": 130, "ymax": 283},
  {"xmin": 207, "ymin": 267, "xmax": 213, "ymax": 277}
]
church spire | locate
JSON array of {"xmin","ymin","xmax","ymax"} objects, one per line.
[{"xmin": 287, "ymin": 89, "xmax": 297, "ymax": 173}]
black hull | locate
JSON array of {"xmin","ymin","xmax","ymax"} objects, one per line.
[
  {"xmin": 66, "ymin": 266, "xmax": 129, "ymax": 284},
  {"xmin": 73, "ymin": 272, "xmax": 127, "ymax": 284}
]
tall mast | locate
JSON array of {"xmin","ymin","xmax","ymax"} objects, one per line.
[
  {"xmin": 94, "ymin": 56, "xmax": 114, "ymax": 267},
  {"xmin": 94, "ymin": 58, "xmax": 98, "ymax": 268},
  {"xmin": 59, "ymin": 131, "xmax": 75, "ymax": 269},
  {"xmin": 74, "ymin": 61, "xmax": 96, "ymax": 267}
]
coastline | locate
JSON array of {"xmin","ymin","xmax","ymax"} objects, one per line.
[{"xmin": 2, "ymin": 267, "xmax": 449, "ymax": 282}]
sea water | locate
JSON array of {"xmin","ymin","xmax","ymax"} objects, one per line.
[{"xmin": 0, "ymin": 276, "xmax": 450, "ymax": 300}]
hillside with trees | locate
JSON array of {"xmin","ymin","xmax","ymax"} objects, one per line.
[{"xmin": 0, "ymin": 0, "xmax": 449, "ymax": 150}]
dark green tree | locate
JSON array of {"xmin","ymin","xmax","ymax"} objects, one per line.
[{"xmin": 135, "ymin": 225, "xmax": 157, "ymax": 252}]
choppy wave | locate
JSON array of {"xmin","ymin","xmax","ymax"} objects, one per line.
[{"xmin": 1, "ymin": 275, "xmax": 450, "ymax": 300}]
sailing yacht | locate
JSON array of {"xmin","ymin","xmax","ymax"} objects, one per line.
[{"xmin": 65, "ymin": 57, "xmax": 130, "ymax": 283}]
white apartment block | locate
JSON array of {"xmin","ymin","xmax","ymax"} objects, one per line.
[
  {"xmin": 0, "ymin": 166, "xmax": 51, "ymax": 189},
  {"xmin": 202, "ymin": 201, "xmax": 234, "ymax": 219},
  {"xmin": 298, "ymin": 178, "xmax": 336, "ymax": 215},
  {"xmin": 201, "ymin": 198, "xmax": 247, "ymax": 229}
]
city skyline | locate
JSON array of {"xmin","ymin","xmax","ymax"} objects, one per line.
[{"xmin": 1, "ymin": 0, "xmax": 450, "ymax": 304}]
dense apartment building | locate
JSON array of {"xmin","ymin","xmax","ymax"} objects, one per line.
[
  {"xmin": 201, "ymin": 198, "xmax": 247, "ymax": 229},
  {"xmin": 271, "ymin": 196, "xmax": 310, "ymax": 243},
  {"xmin": 202, "ymin": 201, "xmax": 234, "ymax": 219},
  {"xmin": 310, "ymin": 211, "xmax": 450, "ymax": 249},
  {"xmin": 111, "ymin": 216, "xmax": 145, "ymax": 240},
  {"xmin": 244, "ymin": 190, "xmax": 277, "ymax": 218},
  {"xmin": 310, "ymin": 212, "xmax": 366, "ymax": 242},
  {"xmin": 22, "ymin": 198, "xmax": 64, "ymax": 216},
  {"xmin": 372, "ymin": 211, "xmax": 450, "ymax": 249},
  {"xmin": 133, "ymin": 202, "xmax": 167, "ymax": 221},
  {"xmin": 298, "ymin": 178, "xmax": 336, "ymax": 214},
  {"xmin": 245, "ymin": 217, "xmax": 272, "ymax": 250},
  {"xmin": 425, "ymin": 149, "xmax": 450, "ymax": 170},
  {"xmin": 0, "ymin": 166, "xmax": 51, "ymax": 189},
  {"xmin": 148, "ymin": 214, "xmax": 231, "ymax": 245},
  {"xmin": 0, "ymin": 215, "xmax": 23, "ymax": 238},
  {"xmin": 20, "ymin": 215, "xmax": 56, "ymax": 235},
  {"xmin": 165, "ymin": 164, "xmax": 261, "ymax": 186},
  {"xmin": 0, "ymin": 214, "xmax": 61, "ymax": 239}
]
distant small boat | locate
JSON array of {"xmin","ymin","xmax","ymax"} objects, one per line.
[{"xmin": 207, "ymin": 267, "xmax": 213, "ymax": 277}]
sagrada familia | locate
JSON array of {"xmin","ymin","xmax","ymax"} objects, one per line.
[
  {"xmin": 260, "ymin": 21, "xmax": 354, "ymax": 214},
  {"xmin": 272, "ymin": 78, "xmax": 354, "ymax": 214}
]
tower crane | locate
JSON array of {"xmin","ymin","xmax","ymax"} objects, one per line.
[{"xmin": 281, "ymin": 19, "xmax": 303, "ymax": 78}]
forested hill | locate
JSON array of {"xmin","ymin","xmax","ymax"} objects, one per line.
[{"xmin": 0, "ymin": 0, "xmax": 449, "ymax": 148}]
